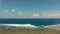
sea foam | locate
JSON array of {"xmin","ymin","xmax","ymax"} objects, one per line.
[
  {"xmin": 0, "ymin": 24, "xmax": 60, "ymax": 30},
  {"xmin": 0, "ymin": 24, "xmax": 38, "ymax": 28},
  {"xmin": 43, "ymin": 24, "xmax": 60, "ymax": 30}
]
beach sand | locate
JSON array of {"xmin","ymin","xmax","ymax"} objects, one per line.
[
  {"xmin": 0, "ymin": 28, "xmax": 60, "ymax": 34},
  {"xmin": 0, "ymin": 24, "xmax": 59, "ymax": 34}
]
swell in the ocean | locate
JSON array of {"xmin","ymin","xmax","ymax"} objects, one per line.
[
  {"xmin": 0, "ymin": 24, "xmax": 38, "ymax": 28},
  {"xmin": 0, "ymin": 24, "xmax": 60, "ymax": 30}
]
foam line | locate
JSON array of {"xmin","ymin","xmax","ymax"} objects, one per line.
[
  {"xmin": 43, "ymin": 24, "xmax": 60, "ymax": 30},
  {"xmin": 0, "ymin": 24, "xmax": 38, "ymax": 28}
]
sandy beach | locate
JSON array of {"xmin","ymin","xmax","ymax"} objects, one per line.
[
  {"xmin": 0, "ymin": 24, "xmax": 59, "ymax": 34},
  {"xmin": 0, "ymin": 28, "xmax": 60, "ymax": 34}
]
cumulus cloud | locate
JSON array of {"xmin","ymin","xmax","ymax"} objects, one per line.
[
  {"xmin": 2, "ymin": 9, "xmax": 60, "ymax": 18},
  {"xmin": 43, "ymin": 10, "xmax": 60, "ymax": 17},
  {"xmin": 32, "ymin": 13, "xmax": 39, "ymax": 17},
  {"xmin": 11, "ymin": 9, "xmax": 15, "ymax": 12}
]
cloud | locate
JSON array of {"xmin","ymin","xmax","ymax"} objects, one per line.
[
  {"xmin": 11, "ymin": 9, "xmax": 15, "ymax": 12},
  {"xmin": 2, "ymin": 9, "xmax": 60, "ymax": 18},
  {"xmin": 32, "ymin": 13, "xmax": 39, "ymax": 17},
  {"xmin": 43, "ymin": 10, "xmax": 60, "ymax": 17}
]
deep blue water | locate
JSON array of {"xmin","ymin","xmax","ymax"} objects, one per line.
[{"xmin": 0, "ymin": 18, "xmax": 60, "ymax": 26}]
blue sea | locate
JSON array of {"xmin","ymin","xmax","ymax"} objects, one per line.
[{"xmin": 0, "ymin": 18, "xmax": 60, "ymax": 27}]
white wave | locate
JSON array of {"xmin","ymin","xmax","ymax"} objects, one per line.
[
  {"xmin": 43, "ymin": 24, "xmax": 60, "ymax": 30},
  {"xmin": 0, "ymin": 24, "xmax": 38, "ymax": 28},
  {"xmin": 1, "ymin": 24, "xmax": 60, "ymax": 30}
]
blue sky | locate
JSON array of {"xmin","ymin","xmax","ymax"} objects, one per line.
[{"xmin": 0, "ymin": 0, "xmax": 60, "ymax": 18}]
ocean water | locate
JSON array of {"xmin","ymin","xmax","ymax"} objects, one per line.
[{"xmin": 0, "ymin": 19, "xmax": 60, "ymax": 26}]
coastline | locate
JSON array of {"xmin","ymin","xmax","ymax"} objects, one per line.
[{"xmin": 0, "ymin": 24, "xmax": 59, "ymax": 34}]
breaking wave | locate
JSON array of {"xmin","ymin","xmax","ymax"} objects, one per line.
[
  {"xmin": 0, "ymin": 24, "xmax": 38, "ymax": 28},
  {"xmin": 0, "ymin": 24, "xmax": 60, "ymax": 30},
  {"xmin": 43, "ymin": 24, "xmax": 60, "ymax": 30}
]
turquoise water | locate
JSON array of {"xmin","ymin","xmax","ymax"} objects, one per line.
[{"xmin": 0, "ymin": 19, "xmax": 60, "ymax": 26}]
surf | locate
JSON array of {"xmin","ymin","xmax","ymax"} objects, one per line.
[
  {"xmin": 0, "ymin": 24, "xmax": 60, "ymax": 30},
  {"xmin": 0, "ymin": 24, "xmax": 38, "ymax": 28}
]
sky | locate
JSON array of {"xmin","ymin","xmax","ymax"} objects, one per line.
[{"xmin": 0, "ymin": 0, "xmax": 60, "ymax": 18}]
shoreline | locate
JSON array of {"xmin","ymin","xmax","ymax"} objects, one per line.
[{"xmin": 0, "ymin": 24, "xmax": 59, "ymax": 34}]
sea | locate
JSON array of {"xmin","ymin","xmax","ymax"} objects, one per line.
[{"xmin": 0, "ymin": 18, "xmax": 60, "ymax": 27}]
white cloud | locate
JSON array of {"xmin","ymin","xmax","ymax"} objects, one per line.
[
  {"xmin": 11, "ymin": 9, "xmax": 15, "ymax": 12},
  {"xmin": 43, "ymin": 10, "xmax": 60, "ymax": 17},
  {"xmin": 2, "ymin": 9, "xmax": 60, "ymax": 18},
  {"xmin": 32, "ymin": 13, "xmax": 39, "ymax": 17}
]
